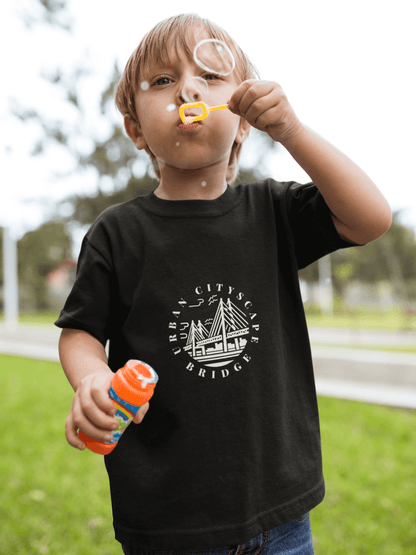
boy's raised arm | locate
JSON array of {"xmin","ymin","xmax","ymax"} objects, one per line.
[
  {"xmin": 229, "ymin": 80, "xmax": 392, "ymax": 245},
  {"xmin": 280, "ymin": 124, "xmax": 392, "ymax": 245}
]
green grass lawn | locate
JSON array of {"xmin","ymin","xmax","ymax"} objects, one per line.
[
  {"xmin": 0, "ymin": 311, "xmax": 61, "ymax": 326},
  {"xmin": 1, "ymin": 354, "xmax": 415, "ymax": 554},
  {"xmin": 305, "ymin": 308, "xmax": 416, "ymax": 332}
]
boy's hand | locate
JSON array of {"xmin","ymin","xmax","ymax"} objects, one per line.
[
  {"xmin": 228, "ymin": 80, "xmax": 302, "ymax": 144},
  {"xmin": 66, "ymin": 371, "xmax": 117, "ymax": 450},
  {"xmin": 66, "ymin": 371, "xmax": 150, "ymax": 450}
]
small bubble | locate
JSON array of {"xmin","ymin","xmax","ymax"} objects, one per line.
[
  {"xmin": 166, "ymin": 103, "xmax": 176, "ymax": 112},
  {"xmin": 140, "ymin": 81, "xmax": 150, "ymax": 91},
  {"xmin": 176, "ymin": 142, "xmax": 180, "ymax": 147},
  {"xmin": 201, "ymin": 181, "xmax": 207, "ymax": 187},
  {"xmin": 182, "ymin": 76, "xmax": 209, "ymax": 104}
]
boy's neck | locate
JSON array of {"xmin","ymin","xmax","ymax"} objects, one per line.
[{"xmin": 154, "ymin": 164, "xmax": 228, "ymax": 201}]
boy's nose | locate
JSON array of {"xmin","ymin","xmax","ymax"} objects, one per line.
[
  {"xmin": 180, "ymin": 76, "xmax": 209, "ymax": 105},
  {"xmin": 179, "ymin": 89, "xmax": 200, "ymax": 104}
]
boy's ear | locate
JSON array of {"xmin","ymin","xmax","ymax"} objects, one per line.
[
  {"xmin": 235, "ymin": 118, "xmax": 251, "ymax": 144},
  {"xmin": 124, "ymin": 115, "xmax": 147, "ymax": 150}
]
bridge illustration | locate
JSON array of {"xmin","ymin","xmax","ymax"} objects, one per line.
[{"xmin": 183, "ymin": 298, "xmax": 249, "ymax": 367}]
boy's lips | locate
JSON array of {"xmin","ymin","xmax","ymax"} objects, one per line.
[
  {"xmin": 178, "ymin": 112, "xmax": 203, "ymax": 130},
  {"xmin": 178, "ymin": 121, "xmax": 201, "ymax": 131}
]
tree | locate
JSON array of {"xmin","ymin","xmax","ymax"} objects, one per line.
[
  {"xmin": 19, "ymin": 0, "xmax": 72, "ymax": 31},
  {"xmin": 17, "ymin": 221, "xmax": 72, "ymax": 309},
  {"xmin": 0, "ymin": 228, "xmax": 3, "ymax": 289},
  {"xmin": 299, "ymin": 211, "xmax": 416, "ymax": 301}
]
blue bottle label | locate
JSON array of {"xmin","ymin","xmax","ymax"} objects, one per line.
[{"xmin": 107, "ymin": 386, "xmax": 142, "ymax": 445}]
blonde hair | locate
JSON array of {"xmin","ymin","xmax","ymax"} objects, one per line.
[{"xmin": 115, "ymin": 13, "xmax": 260, "ymax": 182}]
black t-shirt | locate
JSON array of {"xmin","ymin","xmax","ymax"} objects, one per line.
[{"xmin": 56, "ymin": 179, "xmax": 355, "ymax": 549}]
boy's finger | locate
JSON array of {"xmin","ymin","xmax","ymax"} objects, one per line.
[
  {"xmin": 228, "ymin": 79, "xmax": 257, "ymax": 113},
  {"xmin": 65, "ymin": 412, "xmax": 86, "ymax": 450},
  {"xmin": 89, "ymin": 377, "xmax": 117, "ymax": 416},
  {"xmin": 73, "ymin": 410, "xmax": 116, "ymax": 443},
  {"xmin": 78, "ymin": 387, "xmax": 118, "ymax": 431}
]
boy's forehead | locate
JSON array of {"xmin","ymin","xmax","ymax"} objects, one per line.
[
  {"xmin": 140, "ymin": 26, "xmax": 213, "ymax": 76},
  {"xmin": 169, "ymin": 26, "xmax": 211, "ymax": 55}
]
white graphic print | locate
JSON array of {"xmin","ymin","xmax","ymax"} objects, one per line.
[
  {"xmin": 184, "ymin": 297, "xmax": 249, "ymax": 367},
  {"xmin": 169, "ymin": 283, "xmax": 260, "ymax": 378}
]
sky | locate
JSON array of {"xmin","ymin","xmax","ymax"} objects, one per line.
[{"xmin": 1, "ymin": 0, "xmax": 415, "ymax": 241}]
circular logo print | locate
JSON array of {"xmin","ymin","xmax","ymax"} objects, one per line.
[{"xmin": 168, "ymin": 283, "xmax": 259, "ymax": 372}]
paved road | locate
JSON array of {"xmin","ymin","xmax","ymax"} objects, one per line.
[{"xmin": 1, "ymin": 323, "xmax": 415, "ymax": 409}]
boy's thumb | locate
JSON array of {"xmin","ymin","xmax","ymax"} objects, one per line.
[{"xmin": 133, "ymin": 402, "xmax": 149, "ymax": 424}]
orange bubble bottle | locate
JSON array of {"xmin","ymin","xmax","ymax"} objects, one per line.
[{"xmin": 79, "ymin": 360, "xmax": 158, "ymax": 455}]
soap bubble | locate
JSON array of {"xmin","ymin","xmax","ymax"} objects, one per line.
[
  {"xmin": 166, "ymin": 103, "xmax": 176, "ymax": 112},
  {"xmin": 194, "ymin": 39, "xmax": 235, "ymax": 76},
  {"xmin": 201, "ymin": 181, "xmax": 207, "ymax": 187},
  {"xmin": 140, "ymin": 81, "xmax": 150, "ymax": 91},
  {"xmin": 182, "ymin": 76, "xmax": 209, "ymax": 104}
]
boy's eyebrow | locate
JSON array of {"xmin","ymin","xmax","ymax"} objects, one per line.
[{"xmin": 142, "ymin": 56, "xmax": 198, "ymax": 78}]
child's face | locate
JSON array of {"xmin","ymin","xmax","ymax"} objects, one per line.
[{"xmin": 130, "ymin": 27, "xmax": 246, "ymax": 173}]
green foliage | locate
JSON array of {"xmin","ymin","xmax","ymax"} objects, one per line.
[
  {"xmin": 299, "ymin": 212, "xmax": 416, "ymax": 299},
  {"xmin": 17, "ymin": 222, "xmax": 72, "ymax": 310},
  {"xmin": 1, "ymin": 354, "xmax": 415, "ymax": 554},
  {"xmin": 80, "ymin": 125, "xmax": 137, "ymax": 179},
  {"xmin": 0, "ymin": 227, "xmax": 3, "ymax": 287},
  {"xmin": 21, "ymin": 0, "xmax": 72, "ymax": 31},
  {"xmin": 65, "ymin": 172, "xmax": 158, "ymax": 225}
]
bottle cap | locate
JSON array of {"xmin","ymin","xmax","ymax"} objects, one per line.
[{"xmin": 112, "ymin": 360, "xmax": 158, "ymax": 406}]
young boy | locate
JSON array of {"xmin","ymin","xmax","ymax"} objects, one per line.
[{"xmin": 56, "ymin": 13, "xmax": 392, "ymax": 555}]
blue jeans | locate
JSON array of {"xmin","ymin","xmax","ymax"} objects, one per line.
[{"xmin": 121, "ymin": 512, "xmax": 314, "ymax": 555}]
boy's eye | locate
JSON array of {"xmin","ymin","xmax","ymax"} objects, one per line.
[
  {"xmin": 204, "ymin": 74, "xmax": 220, "ymax": 81},
  {"xmin": 154, "ymin": 77, "xmax": 173, "ymax": 86}
]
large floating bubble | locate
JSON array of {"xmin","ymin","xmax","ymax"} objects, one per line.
[{"xmin": 194, "ymin": 39, "xmax": 235, "ymax": 76}]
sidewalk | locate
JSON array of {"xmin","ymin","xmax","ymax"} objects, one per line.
[
  {"xmin": 0, "ymin": 323, "xmax": 415, "ymax": 409},
  {"xmin": 311, "ymin": 344, "xmax": 416, "ymax": 409},
  {"xmin": 0, "ymin": 323, "xmax": 60, "ymax": 361}
]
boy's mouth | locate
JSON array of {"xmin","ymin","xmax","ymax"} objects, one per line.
[
  {"xmin": 178, "ymin": 121, "xmax": 201, "ymax": 131},
  {"xmin": 178, "ymin": 111, "xmax": 203, "ymax": 129}
]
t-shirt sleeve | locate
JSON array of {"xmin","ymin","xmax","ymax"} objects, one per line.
[
  {"xmin": 272, "ymin": 179, "xmax": 358, "ymax": 269},
  {"xmin": 54, "ymin": 234, "xmax": 114, "ymax": 346}
]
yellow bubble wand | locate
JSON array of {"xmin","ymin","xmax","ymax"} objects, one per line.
[{"xmin": 179, "ymin": 101, "xmax": 229, "ymax": 124}]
